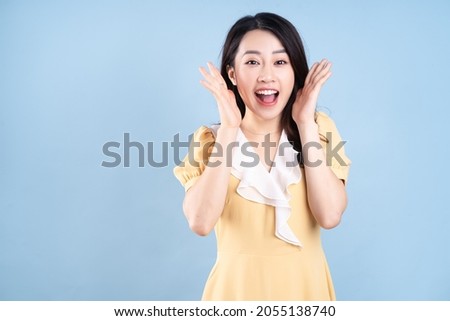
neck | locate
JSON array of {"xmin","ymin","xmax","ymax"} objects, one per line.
[{"xmin": 240, "ymin": 116, "xmax": 282, "ymax": 136}]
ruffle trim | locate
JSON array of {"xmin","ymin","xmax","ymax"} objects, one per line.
[{"xmin": 211, "ymin": 125, "xmax": 303, "ymax": 247}]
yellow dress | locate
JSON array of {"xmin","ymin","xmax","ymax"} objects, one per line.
[{"xmin": 174, "ymin": 112, "xmax": 351, "ymax": 300}]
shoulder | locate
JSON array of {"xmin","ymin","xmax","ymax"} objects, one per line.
[
  {"xmin": 191, "ymin": 125, "xmax": 216, "ymax": 144},
  {"xmin": 315, "ymin": 111, "xmax": 337, "ymax": 130},
  {"xmin": 173, "ymin": 125, "xmax": 216, "ymax": 190},
  {"xmin": 314, "ymin": 111, "xmax": 351, "ymax": 182},
  {"xmin": 315, "ymin": 111, "xmax": 340, "ymax": 142}
]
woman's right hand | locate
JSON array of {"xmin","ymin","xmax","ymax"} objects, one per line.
[{"xmin": 199, "ymin": 62, "xmax": 242, "ymax": 128}]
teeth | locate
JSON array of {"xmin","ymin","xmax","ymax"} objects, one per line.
[{"xmin": 256, "ymin": 89, "xmax": 278, "ymax": 95}]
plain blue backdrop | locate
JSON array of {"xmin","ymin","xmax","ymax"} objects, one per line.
[{"xmin": 1, "ymin": 0, "xmax": 449, "ymax": 300}]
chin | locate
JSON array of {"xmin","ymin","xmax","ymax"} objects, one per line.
[{"xmin": 251, "ymin": 105, "xmax": 285, "ymax": 121}]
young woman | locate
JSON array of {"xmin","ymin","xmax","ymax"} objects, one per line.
[{"xmin": 174, "ymin": 12, "xmax": 351, "ymax": 300}]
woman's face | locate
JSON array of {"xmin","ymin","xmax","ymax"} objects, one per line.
[{"xmin": 228, "ymin": 29, "xmax": 295, "ymax": 124}]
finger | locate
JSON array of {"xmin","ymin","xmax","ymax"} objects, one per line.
[
  {"xmin": 200, "ymin": 69, "xmax": 225, "ymax": 95},
  {"xmin": 310, "ymin": 59, "xmax": 329, "ymax": 75},
  {"xmin": 199, "ymin": 79, "xmax": 219, "ymax": 96},
  {"xmin": 207, "ymin": 62, "xmax": 228, "ymax": 87},
  {"xmin": 309, "ymin": 71, "xmax": 332, "ymax": 95},
  {"xmin": 321, "ymin": 59, "xmax": 330, "ymax": 72},
  {"xmin": 319, "ymin": 58, "xmax": 328, "ymax": 67},
  {"xmin": 304, "ymin": 59, "xmax": 328, "ymax": 87},
  {"xmin": 314, "ymin": 70, "xmax": 332, "ymax": 88},
  {"xmin": 311, "ymin": 61, "xmax": 332, "ymax": 85},
  {"xmin": 207, "ymin": 62, "xmax": 220, "ymax": 76},
  {"xmin": 207, "ymin": 62, "xmax": 223, "ymax": 81},
  {"xmin": 200, "ymin": 76, "xmax": 229, "ymax": 102},
  {"xmin": 309, "ymin": 60, "xmax": 329, "ymax": 80},
  {"xmin": 304, "ymin": 62, "xmax": 319, "ymax": 86},
  {"xmin": 202, "ymin": 63, "xmax": 227, "ymax": 90},
  {"xmin": 199, "ymin": 66, "xmax": 215, "ymax": 83}
]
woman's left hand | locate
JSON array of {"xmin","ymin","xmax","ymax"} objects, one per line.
[{"xmin": 292, "ymin": 59, "xmax": 332, "ymax": 125}]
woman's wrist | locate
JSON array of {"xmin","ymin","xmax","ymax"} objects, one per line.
[
  {"xmin": 295, "ymin": 119, "xmax": 318, "ymax": 131},
  {"xmin": 296, "ymin": 119, "xmax": 319, "ymax": 145},
  {"xmin": 293, "ymin": 112, "xmax": 316, "ymax": 126},
  {"xmin": 217, "ymin": 126, "xmax": 239, "ymax": 136},
  {"xmin": 216, "ymin": 126, "xmax": 239, "ymax": 146}
]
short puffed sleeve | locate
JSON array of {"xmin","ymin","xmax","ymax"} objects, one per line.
[
  {"xmin": 173, "ymin": 126, "xmax": 215, "ymax": 191},
  {"xmin": 316, "ymin": 111, "xmax": 351, "ymax": 184}
]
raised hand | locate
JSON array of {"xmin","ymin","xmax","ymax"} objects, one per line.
[
  {"xmin": 199, "ymin": 62, "xmax": 242, "ymax": 129},
  {"xmin": 292, "ymin": 59, "xmax": 332, "ymax": 125}
]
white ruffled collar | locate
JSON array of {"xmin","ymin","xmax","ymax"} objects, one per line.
[{"xmin": 211, "ymin": 125, "xmax": 303, "ymax": 248}]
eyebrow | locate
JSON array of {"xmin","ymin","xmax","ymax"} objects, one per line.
[{"xmin": 242, "ymin": 49, "xmax": 287, "ymax": 56}]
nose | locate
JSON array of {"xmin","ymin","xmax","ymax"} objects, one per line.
[{"xmin": 257, "ymin": 64, "xmax": 275, "ymax": 83}]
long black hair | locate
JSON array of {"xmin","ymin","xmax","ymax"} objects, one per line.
[{"xmin": 220, "ymin": 12, "xmax": 309, "ymax": 161}]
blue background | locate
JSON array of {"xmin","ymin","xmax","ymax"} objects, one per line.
[{"xmin": 1, "ymin": 0, "xmax": 449, "ymax": 300}]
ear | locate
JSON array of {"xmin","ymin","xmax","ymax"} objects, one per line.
[{"xmin": 227, "ymin": 65, "xmax": 237, "ymax": 86}]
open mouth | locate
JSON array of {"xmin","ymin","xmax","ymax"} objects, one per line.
[{"xmin": 255, "ymin": 89, "xmax": 279, "ymax": 105}]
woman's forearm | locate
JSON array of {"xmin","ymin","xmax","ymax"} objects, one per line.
[{"xmin": 297, "ymin": 121, "xmax": 348, "ymax": 229}]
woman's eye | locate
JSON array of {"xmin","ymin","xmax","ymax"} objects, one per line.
[
  {"xmin": 275, "ymin": 60, "xmax": 287, "ymax": 65},
  {"xmin": 245, "ymin": 60, "xmax": 259, "ymax": 65}
]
